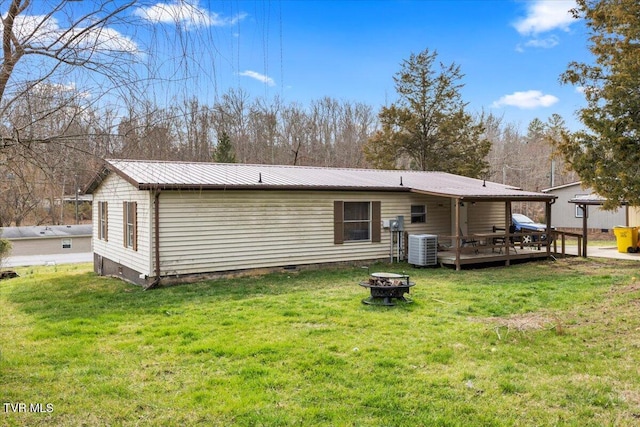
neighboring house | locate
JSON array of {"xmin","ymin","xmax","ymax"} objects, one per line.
[
  {"xmin": 86, "ymin": 160, "xmax": 556, "ymax": 286},
  {"xmin": 542, "ymin": 182, "xmax": 632, "ymax": 231},
  {"xmin": 0, "ymin": 225, "xmax": 92, "ymax": 257}
]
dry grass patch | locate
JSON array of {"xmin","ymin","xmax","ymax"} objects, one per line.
[{"xmin": 474, "ymin": 311, "xmax": 562, "ymax": 334}]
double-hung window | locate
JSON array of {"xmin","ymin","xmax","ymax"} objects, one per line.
[
  {"xmin": 411, "ymin": 205, "xmax": 426, "ymax": 223},
  {"xmin": 334, "ymin": 201, "xmax": 381, "ymax": 244},
  {"xmin": 575, "ymin": 195, "xmax": 587, "ymax": 218},
  {"xmin": 344, "ymin": 202, "xmax": 371, "ymax": 241},
  {"xmin": 123, "ymin": 201, "xmax": 137, "ymax": 251},
  {"xmin": 98, "ymin": 201, "xmax": 108, "ymax": 241}
]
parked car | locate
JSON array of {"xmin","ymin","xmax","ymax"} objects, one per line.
[{"xmin": 512, "ymin": 213, "xmax": 554, "ymax": 244}]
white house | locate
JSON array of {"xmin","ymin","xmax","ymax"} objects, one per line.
[
  {"xmin": 0, "ymin": 225, "xmax": 92, "ymax": 257},
  {"xmin": 86, "ymin": 160, "xmax": 556, "ymax": 286},
  {"xmin": 542, "ymin": 182, "xmax": 635, "ymax": 231}
]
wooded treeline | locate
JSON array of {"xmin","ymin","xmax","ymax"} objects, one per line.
[
  {"xmin": 0, "ymin": 1, "xmax": 582, "ymax": 227},
  {"xmin": 0, "ymin": 83, "xmax": 575, "ymax": 226}
]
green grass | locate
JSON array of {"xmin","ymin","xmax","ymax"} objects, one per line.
[{"xmin": 2, "ymin": 259, "xmax": 640, "ymax": 426}]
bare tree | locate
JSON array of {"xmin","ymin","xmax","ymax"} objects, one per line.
[
  {"xmin": 178, "ymin": 98, "xmax": 214, "ymax": 162},
  {"xmin": 212, "ymin": 89, "xmax": 251, "ymax": 163},
  {"xmin": 0, "ymin": 0, "xmax": 142, "ymax": 148}
]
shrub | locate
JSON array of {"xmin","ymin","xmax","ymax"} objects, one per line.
[{"xmin": 0, "ymin": 238, "xmax": 12, "ymax": 269}]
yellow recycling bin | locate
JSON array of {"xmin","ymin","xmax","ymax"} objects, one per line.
[{"xmin": 613, "ymin": 226, "xmax": 638, "ymax": 253}]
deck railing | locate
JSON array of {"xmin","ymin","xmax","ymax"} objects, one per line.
[
  {"xmin": 550, "ymin": 230, "xmax": 583, "ymax": 257},
  {"xmin": 445, "ymin": 230, "xmax": 583, "ymax": 258}
]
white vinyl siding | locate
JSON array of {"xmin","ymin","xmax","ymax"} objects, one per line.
[
  {"xmin": 466, "ymin": 202, "xmax": 507, "ymax": 233},
  {"xmin": 95, "ymin": 171, "xmax": 526, "ymax": 278},
  {"xmin": 8, "ymin": 236, "xmax": 92, "ymax": 256},
  {"xmin": 92, "ymin": 174, "xmax": 151, "ymax": 276},
  {"xmin": 155, "ymin": 190, "xmax": 452, "ymax": 276},
  {"xmin": 548, "ymin": 184, "xmax": 626, "ymax": 229}
]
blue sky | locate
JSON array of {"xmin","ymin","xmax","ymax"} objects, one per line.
[
  {"xmin": 185, "ymin": 0, "xmax": 590, "ymax": 131},
  {"xmin": 20, "ymin": 0, "xmax": 591, "ymax": 132}
]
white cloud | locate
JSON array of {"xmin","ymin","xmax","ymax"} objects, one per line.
[
  {"xmin": 33, "ymin": 81, "xmax": 92, "ymax": 99},
  {"xmin": 492, "ymin": 90, "xmax": 559, "ymax": 109},
  {"xmin": 3, "ymin": 14, "xmax": 138, "ymax": 54},
  {"xmin": 524, "ymin": 35, "xmax": 560, "ymax": 49},
  {"xmin": 515, "ymin": 35, "xmax": 560, "ymax": 52},
  {"xmin": 135, "ymin": 1, "xmax": 247, "ymax": 30},
  {"xmin": 239, "ymin": 70, "xmax": 275, "ymax": 87},
  {"xmin": 513, "ymin": 0, "xmax": 577, "ymax": 35}
]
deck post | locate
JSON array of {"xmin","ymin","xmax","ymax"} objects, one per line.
[
  {"xmin": 582, "ymin": 204, "xmax": 588, "ymax": 257},
  {"xmin": 455, "ymin": 198, "xmax": 461, "ymax": 271},
  {"xmin": 505, "ymin": 201, "xmax": 511, "ymax": 266},
  {"xmin": 546, "ymin": 201, "xmax": 552, "ymax": 258}
]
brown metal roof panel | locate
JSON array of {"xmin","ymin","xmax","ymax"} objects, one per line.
[
  {"xmin": 107, "ymin": 160, "xmax": 409, "ymax": 188},
  {"xmin": 99, "ymin": 160, "xmax": 554, "ymax": 201}
]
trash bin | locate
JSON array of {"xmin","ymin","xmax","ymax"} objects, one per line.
[{"xmin": 613, "ymin": 226, "xmax": 638, "ymax": 253}]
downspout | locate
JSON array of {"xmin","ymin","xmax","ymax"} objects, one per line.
[{"xmin": 145, "ymin": 187, "xmax": 162, "ymax": 290}]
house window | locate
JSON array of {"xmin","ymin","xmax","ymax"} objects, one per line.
[
  {"xmin": 62, "ymin": 238, "xmax": 71, "ymax": 249},
  {"xmin": 98, "ymin": 201, "xmax": 108, "ymax": 241},
  {"xmin": 575, "ymin": 195, "xmax": 587, "ymax": 218},
  {"xmin": 333, "ymin": 201, "xmax": 381, "ymax": 244},
  {"xmin": 344, "ymin": 202, "xmax": 371, "ymax": 241},
  {"xmin": 411, "ymin": 205, "xmax": 426, "ymax": 223},
  {"xmin": 123, "ymin": 201, "xmax": 137, "ymax": 251}
]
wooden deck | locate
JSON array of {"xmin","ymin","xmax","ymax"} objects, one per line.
[
  {"xmin": 437, "ymin": 245, "xmax": 553, "ymax": 268},
  {"xmin": 434, "ymin": 230, "xmax": 582, "ymax": 269}
]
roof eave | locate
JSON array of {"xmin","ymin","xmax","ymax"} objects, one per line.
[
  {"xmin": 137, "ymin": 183, "xmax": 413, "ymax": 192},
  {"xmin": 410, "ymin": 189, "xmax": 556, "ymax": 202}
]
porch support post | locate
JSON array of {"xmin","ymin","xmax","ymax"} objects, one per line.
[
  {"xmin": 505, "ymin": 201, "xmax": 511, "ymax": 266},
  {"xmin": 582, "ymin": 204, "xmax": 588, "ymax": 258},
  {"xmin": 455, "ymin": 198, "xmax": 461, "ymax": 271},
  {"xmin": 545, "ymin": 201, "xmax": 552, "ymax": 257}
]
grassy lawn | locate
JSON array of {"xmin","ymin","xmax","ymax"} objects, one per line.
[{"xmin": 2, "ymin": 258, "xmax": 640, "ymax": 426}]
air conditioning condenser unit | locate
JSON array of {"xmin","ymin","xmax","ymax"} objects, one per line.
[{"xmin": 408, "ymin": 234, "xmax": 438, "ymax": 266}]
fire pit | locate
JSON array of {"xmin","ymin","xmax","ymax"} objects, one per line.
[{"xmin": 359, "ymin": 272, "xmax": 415, "ymax": 306}]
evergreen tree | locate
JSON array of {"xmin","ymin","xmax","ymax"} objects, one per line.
[
  {"xmin": 558, "ymin": 0, "xmax": 640, "ymax": 208},
  {"xmin": 213, "ymin": 131, "xmax": 236, "ymax": 163},
  {"xmin": 364, "ymin": 48, "xmax": 490, "ymax": 177}
]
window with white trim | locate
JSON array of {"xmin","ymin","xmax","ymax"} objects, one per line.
[
  {"xmin": 344, "ymin": 202, "xmax": 371, "ymax": 241},
  {"xmin": 123, "ymin": 201, "xmax": 137, "ymax": 251},
  {"xmin": 98, "ymin": 201, "xmax": 108, "ymax": 241},
  {"xmin": 333, "ymin": 201, "xmax": 381, "ymax": 244},
  {"xmin": 411, "ymin": 205, "xmax": 426, "ymax": 223},
  {"xmin": 575, "ymin": 195, "xmax": 587, "ymax": 218}
]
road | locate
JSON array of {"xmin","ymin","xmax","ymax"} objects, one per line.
[{"xmin": 2, "ymin": 252, "xmax": 93, "ymax": 268}]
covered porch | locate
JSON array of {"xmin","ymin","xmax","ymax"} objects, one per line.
[
  {"xmin": 437, "ymin": 232, "xmax": 560, "ymax": 269},
  {"xmin": 410, "ymin": 189, "xmax": 558, "ymax": 270}
]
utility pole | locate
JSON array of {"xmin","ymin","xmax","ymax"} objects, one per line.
[{"xmin": 74, "ymin": 174, "xmax": 79, "ymax": 224}]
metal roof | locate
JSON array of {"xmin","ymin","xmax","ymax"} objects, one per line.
[
  {"xmin": 542, "ymin": 181, "xmax": 583, "ymax": 192},
  {"xmin": 86, "ymin": 159, "xmax": 555, "ymax": 201},
  {"xmin": 568, "ymin": 194, "xmax": 627, "ymax": 206},
  {"xmin": 1, "ymin": 225, "xmax": 93, "ymax": 240}
]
